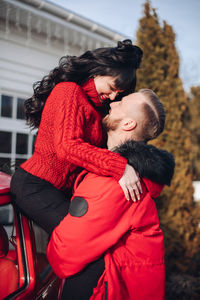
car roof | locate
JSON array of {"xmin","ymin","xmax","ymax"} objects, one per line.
[{"xmin": 0, "ymin": 172, "xmax": 11, "ymax": 205}]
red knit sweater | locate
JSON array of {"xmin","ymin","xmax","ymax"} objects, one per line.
[{"xmin": 21, "ymin": 79, "xmax": 127, "ymax": 192}]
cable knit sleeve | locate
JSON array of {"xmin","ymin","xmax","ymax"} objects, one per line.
[{"xmin": 52, "ymin": 82, "xmax": 127, "ymax": 181}]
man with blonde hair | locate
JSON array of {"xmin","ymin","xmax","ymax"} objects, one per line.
[{"xmin": 47, "ymin": 90, "xmax": 174, "ymax": 300}]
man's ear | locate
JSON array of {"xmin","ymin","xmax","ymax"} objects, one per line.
[{"xmin": 122, "ymin": 119, "xmax": 137, "ymax": 131}]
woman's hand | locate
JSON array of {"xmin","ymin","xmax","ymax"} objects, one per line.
[{"xmin": 119, "ymin": 164, "xmax": 142, "ymax": 202}]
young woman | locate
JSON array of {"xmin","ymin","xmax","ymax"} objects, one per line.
[{"xmin": 10, "ymin": 39, "xmax": 143, "ymax": 234}]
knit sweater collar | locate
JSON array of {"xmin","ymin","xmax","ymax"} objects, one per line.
[{"xmin": 81, "ymin": 79, "xmax": 103, "ymax": 107}]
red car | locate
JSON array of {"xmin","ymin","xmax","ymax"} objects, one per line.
[{"xmin": 0, "ymin": 171, "xmax": 63, "ymax": 300}]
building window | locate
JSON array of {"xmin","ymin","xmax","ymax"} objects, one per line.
[
  {"xmin": 0, "ymin": 93, "xmax": 36, "ymax": 174},
  {"xmin": 0, "ymin": 158, "xmax": 11, "ymax": 174},
  {"xmin": 17, "ymin": 98, "xmax": 25, "ymax": 120},
  {"xmin": 0, "ymin": 94, "xmax": 26, "ymax": 120},
  {"xmin": 16, "ymin": 133, "xmax": 28, "ymax": 154},
  {"xmin": 1, "ymin": 95, "xmax": 13, "ymax": 118},
  {"xmin": 0, "ymin": 131, "xmax": 12, "ymax": 153},
  {"xmin": 32, "ymin": 134, "xmax": 37, "ymax": 153}
]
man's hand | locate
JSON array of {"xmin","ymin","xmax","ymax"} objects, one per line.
[{"xmin": 119, "ymin": 164, "xmax": 142, "ymax": 202}]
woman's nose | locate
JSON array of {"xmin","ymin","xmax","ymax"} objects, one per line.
[{"xmin": 109, "ymin": 91, "xmax": 118, "ymax": 101}]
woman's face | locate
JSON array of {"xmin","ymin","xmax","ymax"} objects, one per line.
[{"xmin": 94, "ymin": 76, "xmax": 123, "ymax": 102}]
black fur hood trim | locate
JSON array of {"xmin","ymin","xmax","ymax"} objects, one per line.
[{"xmin": 114, "ymin": 140, "xmax": 175, "ymax": 186}]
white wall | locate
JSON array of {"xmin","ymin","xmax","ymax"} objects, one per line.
[{"xmin": 0, "ymin": 39, "xmax": 62, "ymax": 96}]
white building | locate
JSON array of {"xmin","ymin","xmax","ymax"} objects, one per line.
[{"xmin": 0, "ymin": 0, "xmax": 126, "ymax": 173}]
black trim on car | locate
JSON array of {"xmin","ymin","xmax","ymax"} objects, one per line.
[{"xmin": 39, "ymin": 264, "xmax": 53, "ymax": 282}]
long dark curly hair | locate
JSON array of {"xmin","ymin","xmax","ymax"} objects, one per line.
[{"xmin": 25, "ymin": 39, "xmax": 143, "ymax": 128}]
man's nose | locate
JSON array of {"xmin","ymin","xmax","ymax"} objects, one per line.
[{"xmin": 110, "ymin": 101, "xmax": 119, "ymax": 108}]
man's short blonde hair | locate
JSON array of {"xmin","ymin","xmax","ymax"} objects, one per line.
[{"xmin": 137, "ymin": 89, "xmax": 165, "ymax": 142}]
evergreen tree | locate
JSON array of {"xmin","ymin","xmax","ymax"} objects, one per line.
[
  {"xmin": 136, "ymin": 0, "xmax": 200, "ymax": 274},
  {"xmin": 189, "ymin": 86, "xmax": 200, "ymax": 180}
]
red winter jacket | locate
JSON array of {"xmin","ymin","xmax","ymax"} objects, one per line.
[{"xmin": 47, "ymin": 141, "xmax": 175, "ymax": 300}]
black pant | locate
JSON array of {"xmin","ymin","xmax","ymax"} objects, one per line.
[
  {"xmin": 10, "ymin": 167, "xmax": 105, "ymax": 299},
  {"xmin": 61, "ymin": 256, "xmax": 105, "ymax": 300},
  {"xmin": 10, "ymin": 167, "xmax": 70, "ymax": 234}
]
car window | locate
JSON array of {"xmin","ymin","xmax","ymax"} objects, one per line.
[
  {"xmin": 0, "ymin": 203, "xmax": 14, "ymax": 224},
  {"xmin": 0, "ymin": 203, "xmax": 15, "ymax": 250}
]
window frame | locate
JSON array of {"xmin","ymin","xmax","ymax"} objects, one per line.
[{"xmin": 0, "ymin": 91, "xmax": 37, "ymax": 173}]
